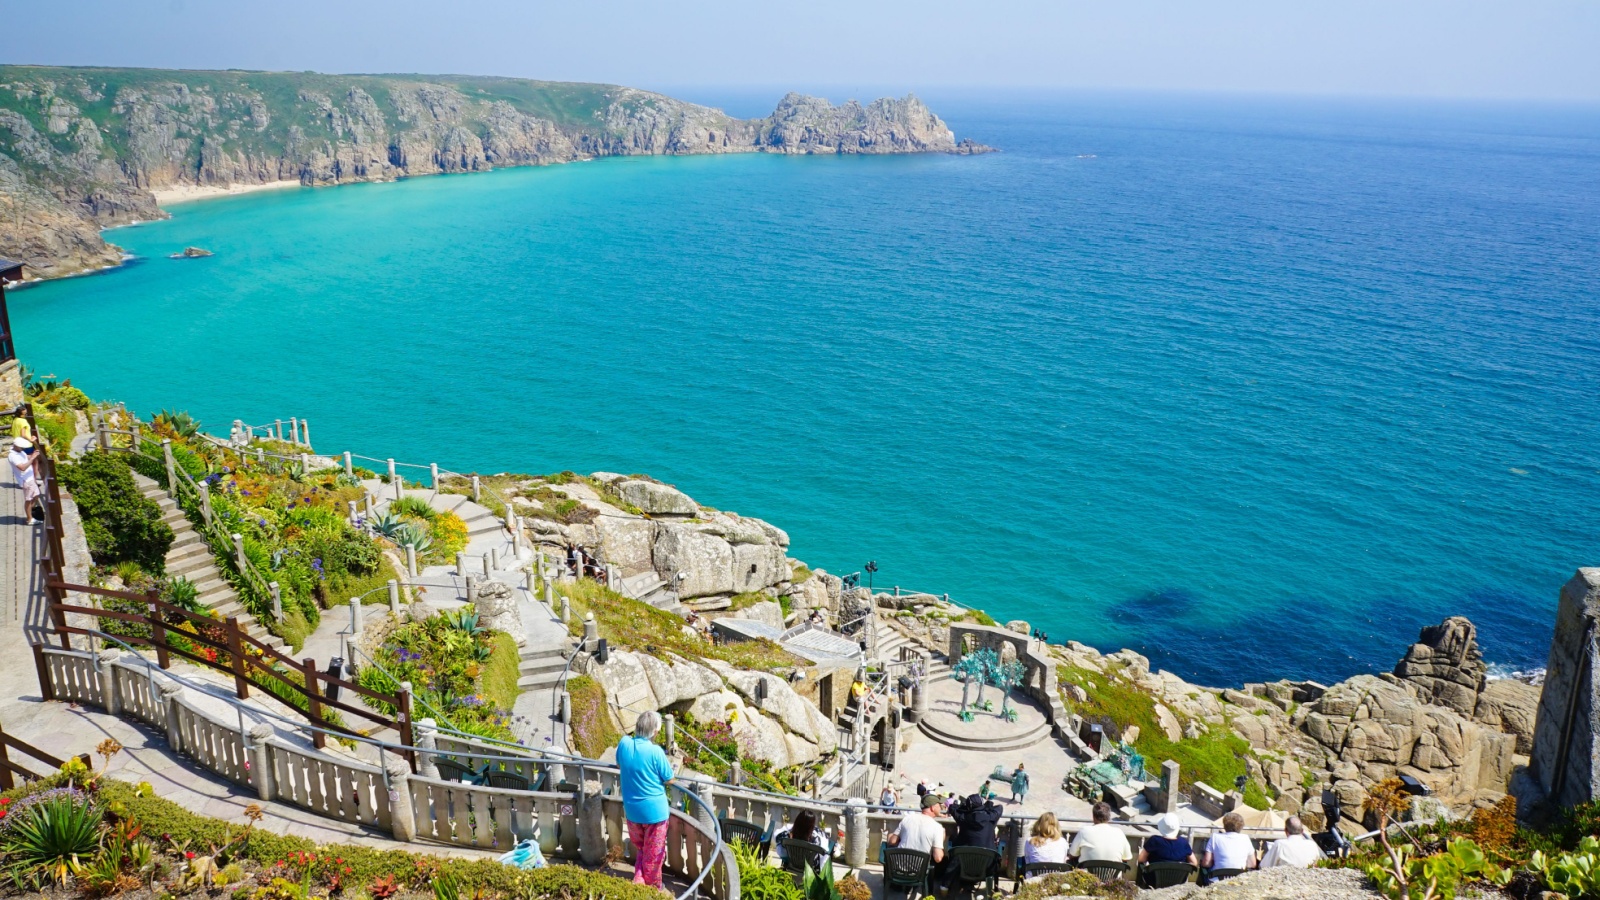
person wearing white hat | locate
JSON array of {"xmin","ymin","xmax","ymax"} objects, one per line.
[
  {"xmin": 1138, "ymin": 812, "xmax": 1197, "ymax": 884},
  {"xmin": 7, "ymin": 435, "xmax": 42, "ymax": 521}
]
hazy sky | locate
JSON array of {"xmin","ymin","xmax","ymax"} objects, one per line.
[{"xmin": 4, "ymin": 0, "xmax": 1598, "ymax": 102}]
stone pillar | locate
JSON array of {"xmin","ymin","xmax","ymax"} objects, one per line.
[
  {"xmin": 1520, "ymin": 568, "xmax": 1600, "ymax": 820},
  {"xmin": 909, "ymin": 650, "xmax": 931, "ymax": 723},
  {"xmin": 249, "ymin": 723, "xmax": 275, "ymax": 801},
  {"xmin": 232, "ymin": 534, "xmax": 248, "ymax": 576},
  {"xmin": 525, "ymin": 567, "xmax": 536, "ymax": 593},
  {"xmin": 349, "ymin": 598, "xmax": 363, "ymax": 637},
  {"xmin": 584, "ymin": 613, "xmax": 599, "ymax": 648},
  {"xmin": 274, "ymin": 419, "xmax": 283, "ymax": 441},
  {"xmin": 664, "ymin": 714, "xmax": 676, "ymax": 752},
  {"xmin": 430, "ymin": 463, "xmax": 439, "ymax": 488},
  {"xmin": 302, "ymin": 419, "xmax": 311, "ymax": 450},
  {"xmin": 158, "ymin": 681, "xmax": 184, "ymax": 752},
  {"xmin": 414, "ymin": 718, "xmax": 440, "ymax": 779},
  {"xmin": 405, "ymin": 544, "xmax": 417, "ymax": 577},
  {"xmin": 385, "ymin": 753, "xmax": 417, "ymax": 842},
  {"xmin": 343, "ymin": 451, "xmax": 353, "ymax": 478},
  {"xmin": 843, "ymin": 799, "xmax": 868, "ymax": 867},
  {"xmin": 547, "ymin": 745, "xmax": 569, "ymax": 789},
  {"xmin": 387, "ymin": 459, "xmax": 398, "ymax": 499},
  {"xmin": 471, "ymin": 475, "xmax": 481, "ymax": 502},
  {"xmin": 456, "ymin": 552, "xmax": 467, "ymax": 576},
  {"xmin": 559, "ymin": 690, "xmax": 571, "ymax": 725},
  {"xmin": 1163, "ymin": 761, "xmax": 1181, "ymax": 813},
  {"xmin": 198, "ymin": 481, "xmax": 213, "ymax": 525},
  {"xmin": 465, "ymin": 576, "xmax": 478, "ymax": 604},
  {"xmin": 687, "ymin": 775, "xmax": 717, "ymax": 832},
  {"xmin": 484, "ymin": 552, "xmax": 493, "ymax": 577},
  {"xmin": 269, "ymin": 582, "xmax": 282, "ymax": 620},
  {"xmin": 578, "ymin": 777, "xmax": 606, "ymax": 864},
  {"xmin": 387, "ymin": 580, "xmax": 401, "ymax": 616},
  {"xmin": 290, "ymin": 417, "xmax": 299, "ymax": 446},
  {"xmin": 99, "ymin": 650, "xmax": 122, "ymax": 716}
]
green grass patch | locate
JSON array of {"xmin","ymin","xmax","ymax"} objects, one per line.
[
  {"xmin": 1058, "ymin": 663, "xmax": 1267, "ymax": 807},
  {"xmin": 557, "ymin": 578, "xmax": 801, "ymax": 673},
  {"xmin": 479, "ymin": 632, "xmax": 521, "ymax": 712},
  {"xmin": 566, "ymin": 675, "xmax": 621, "ymax": 759},
  {"xmin": 965, "ymin": 607, "xmax": 999, "ymax": 627},
  {"xmin": 790, "ymin": 564, "xmax": 812, "ymax": 584},
  {"xmin": 726, "ymin": 591, "xmax": 772, "ymax": 612}
]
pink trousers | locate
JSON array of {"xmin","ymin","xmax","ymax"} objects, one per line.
[{"xmin": 629, "ymin": 819, "xmax": 669, "ymax": 889}]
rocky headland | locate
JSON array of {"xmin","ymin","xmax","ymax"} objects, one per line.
[
  {"xmin": 0, "ymin": 66, "xmax": 992, "ymax": 279},
  {"xmin": 455, "ymin": 467, "xmax": 1567, "ymax": 833}
]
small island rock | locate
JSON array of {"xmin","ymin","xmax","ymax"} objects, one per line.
[{"xmin": 169, "ymin": 246, "xmax": 213, "ymax": 259}]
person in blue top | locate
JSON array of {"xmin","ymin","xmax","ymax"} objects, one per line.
[{"xmin": 617, "ymin": 711, "xmax": 677, "ymax": 890}]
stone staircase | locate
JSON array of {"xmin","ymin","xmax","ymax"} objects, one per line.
[
  {"xmin": 616, "ymin": 570, "xmax": 685, "ymax": 616},
  {"xmin": 874, "ymin": 617, "xmax": 951, "ymax": 680},
  {"xmin": 517, "ymin": 640, "xmax": 570, "ymax": 692},
  {"xmin": 133, "ymin": 473, "xmax": 289, "ymax": 656}
]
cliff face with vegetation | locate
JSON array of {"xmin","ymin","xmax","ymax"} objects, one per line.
[{"xmin": 0, "ymin": 66, "xmax": 987, "ymax": 279}]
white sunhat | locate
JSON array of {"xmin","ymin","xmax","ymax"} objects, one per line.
[
  {"xmin": 12, "ymin": 436, "xmax": 32, "ymax": 450},
  {"xmin": 1156, "ymin": 813, "xmax": 1183, "ymax": 839}
]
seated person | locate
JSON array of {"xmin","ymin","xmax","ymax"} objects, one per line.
[
  {"xmin": 1201, "ymin": 812, "xmax": 1257, "ymax": 883},
  {"xmin": 950, "ymin": 793, "xmax": 1003, "ymax": 850},
  {"xmin": 1023, "ymin": 812, "xmax": 1070, "ymax": 865},
  {"xmin": 1259, "ymin": 817, "xmax": 1323, "ymax": 869},
  {"xmin": 1140, "ymin": 813, "xmax": 1197, "ymax": 865},
  {"xmin": 775, "ymin": 810, "xmax": 824, "ymax": 864},
  {"xmin": 1069, "ymin": 802, "xmax": 1133, "ymax": 865},
  {"xmin": 887, "ymin": 794, "xmax": 948, "ymax": 866}
]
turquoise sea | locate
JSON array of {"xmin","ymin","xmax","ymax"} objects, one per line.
[{"xmin": 12, "ymin": 92, "xmax": 1600, "ymax": 687}]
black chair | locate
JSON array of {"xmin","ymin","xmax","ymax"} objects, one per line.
[
  {"xmin": 721, "ymin": 818, "xmax": 768, "ymax": 858},
  {"xmin": 947, "ymin": 846, "xmax": 1001, "ymax": 900},
  {"xmin": 1206, "ymin": 867, "xmax": 1247, "ymax": 883},
  {"xmin": 779, "ymin": 838, "xmax": 830, "ymax": 880},
  {"xmin": 1080, "ymin": 859, "xmax": 1129, "ymax": 884},
  {"xmin": 485, "ymin": 770, "xmax": 531, "ymax": 791},
  {"xmin": 1139, "ymin": 862, "xmax": 1195, "ymax": 888},
  {"xmin": 434, "ymin": 758, "xmax": 475, "ymax": 783},
  {"xmin": 883, "ymin": 848, "xmax": 934, "ymax": 900},
  {"xmin": 1015, "ymin": 861, "xmax": 1074, "ymax": 892}
]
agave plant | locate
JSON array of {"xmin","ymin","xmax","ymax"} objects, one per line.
[
  {"xmin": 445, "ymin": 610, "xmax": 485, "ymax": 636},
  {"xmin": 153, "ymin": 409, "xmax": 201, "ymax": 438},
  {"xmin": 334, "ymin": 472, "xmax": 362, "ymax": 489},
  {"xmin": 370, "ymin": 510, "xmax": 404, "ymax": 538},
  {"xmin": 392, "ymin": 522, "xmax": 433, "ymax": 554}
]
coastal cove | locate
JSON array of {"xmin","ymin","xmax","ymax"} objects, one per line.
[{"xmin": 11, "ymin": 94, "xmax": 1600, "ymax": 687}]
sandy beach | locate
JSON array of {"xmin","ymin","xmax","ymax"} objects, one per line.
[{"xmin": 151, "ymin": 180, "xmax": 303, "ymax": 207}]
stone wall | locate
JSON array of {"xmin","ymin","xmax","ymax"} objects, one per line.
[
  {"xmin": 0, "ymin": 360, "xmax": 21, "ymax": 410},
  {"xmin": 1518, "ymin": 568, "xmax": 1600, "ymax": 820},
  {"xmin": 947, "ymin": 623, "xmax": 1059, "ymax": 713}
]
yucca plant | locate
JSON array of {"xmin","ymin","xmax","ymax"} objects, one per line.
[
  {"xmin": 445, "ymin": 610, "xmax": 485, "ymax": 636},
  {"xmin": 163, "ymin": 576, "xmax": 201, "ymax": 611},
  {"xmin": 392, "ymin": 522, "xmax": 433, "ymax": 554},
  {"xmin": 3, "ymin": 792, "xmax": 103, "ymax": 887}
]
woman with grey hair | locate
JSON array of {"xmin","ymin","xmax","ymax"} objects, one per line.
[{"xmin": 618, "ymin": 710, "xmax": 676, "ymax": 890}]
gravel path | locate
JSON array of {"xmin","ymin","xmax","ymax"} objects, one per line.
[{"xmin": 1135, "ymin": 867, "xmax": 1378, "ymax": 900}]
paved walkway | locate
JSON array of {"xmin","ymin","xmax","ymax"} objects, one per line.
[{"xmin": 0, "ymin": 444, "xmax": 490, "ymax": 855}]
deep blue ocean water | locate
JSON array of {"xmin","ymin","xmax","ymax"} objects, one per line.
[{"xmin": 12, "ymin": 92, "xmax": 1600, "ymax": 687}]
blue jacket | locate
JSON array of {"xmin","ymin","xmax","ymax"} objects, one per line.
[{"xmin": 616, "ymin": 736, "xmax": 675, "ymax": 825}]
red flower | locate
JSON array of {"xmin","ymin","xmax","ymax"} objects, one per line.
[{"xmin": 185, "ymin": 851, "xmax": 196, "ymax": 859}]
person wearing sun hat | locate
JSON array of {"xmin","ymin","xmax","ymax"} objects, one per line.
[
  {"xmin": 1138, "ymin": 812, "xmax": 1198, "ymax": 885},
  {"xmin": 7, "ymin": 435, "xmax": 42, "ymax": 521}
]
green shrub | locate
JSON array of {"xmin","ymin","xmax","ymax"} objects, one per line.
[
  {"xmin": 59, "ymin": 451, "xmax": 174, "ymax": 573},
  {"xmin": 95, "ymin": 782, "xmax": 647, "ymax": 898},
  {"xmin": 557, "ymin": 578, "xmax": 800, "ymax": 673},
  {"xmin": 733, "ymin": 838, "xmax": 802, "ymax": 900},
  {"xmin": 389, "ymin": 496, "xmax": 436, "ymax": 520}
]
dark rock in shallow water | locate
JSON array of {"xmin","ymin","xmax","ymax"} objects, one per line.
[{"xmin": 169, "ymin": 247, "xmax": 213, "ymax": 259}]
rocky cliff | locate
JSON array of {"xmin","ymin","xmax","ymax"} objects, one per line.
[{"xmin": 0, "ymin": 67, "xmax": 989, "ymax": 279}]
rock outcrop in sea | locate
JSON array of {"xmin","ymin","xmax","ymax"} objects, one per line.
[{"xmin": 0, "ymin": 66, "xmax": 991, "ymax": 279}]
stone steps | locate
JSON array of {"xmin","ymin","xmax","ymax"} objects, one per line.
[
  {"xmin": 917, "ymin": 713, "xmax": 1052, "ymax": 753},
  {"xmin": 134, "ymin": 475, "xmax": 288, "ymax": 657},
  {"xmin": 517, "ymin": 642, "xmax": 571, "ymax": 691}
]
